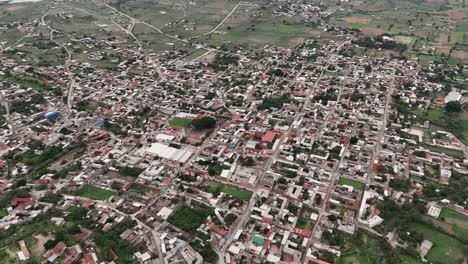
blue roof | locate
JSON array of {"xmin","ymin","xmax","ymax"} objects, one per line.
[{"xmin": 95, "ymin": 119, "xmax": 104, "ymax": 127}]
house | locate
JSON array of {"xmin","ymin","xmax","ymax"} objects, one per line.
[
  {"xmin": 427, "ymin": 205, "xmax": 441, "ymax": 219},
  {"xmin": 419, "ymin": 240, "xmax": 433, "ymax": 258},
  {"xmin": 17, "ymin": 240, "xmax": 30, "ymax": 261}
]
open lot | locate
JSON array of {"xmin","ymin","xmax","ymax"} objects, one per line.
[
  {"xmin": 338, "ymin": 177, "xmax": 365, "ymax": 191},
  {"xmin": 169, "ymin": 117, "xmax": 193, "ymax": 128},
  {"xmin": 206, "ymin": 181, "xmax": 252, "ymax": 201},
  {"xmin": 79, "ymin": 185, "xmax": 116, "ymax": 200}
]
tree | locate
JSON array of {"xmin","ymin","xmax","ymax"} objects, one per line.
[
  {"xmin": 445, "ymin": 101, "xmax": 461, "ymax": 112},
  {"xmin": 192, "ymin": 116, "xmax": 216, "ymax": 130},
  {"xmin": 44, "ymin": 239, "xmax": 57, "ymax": 250},
  {"xmin": 314, "ymin": 194, "xmax": 322, "ymax": 205}
]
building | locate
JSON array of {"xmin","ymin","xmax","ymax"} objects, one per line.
[{"xmin": 445, "ymin": 91, "xmax": 461, "ymax": 103}]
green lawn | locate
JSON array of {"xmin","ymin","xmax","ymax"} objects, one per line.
[
  {"xmin": 416, "ymin": 107, "xmax": 447, "ymax": 123},
  {"xmin": 338, "ymin": 177, "xmax": 365, "ymax": 191},
  {"xmin": 296, "ymin": 206, "xmax": 318, "ymax": 230},
  {"xmin": 0, "ymin": 210, "xmax": 8, "ymax": 219},
  {"xmin": 169, "ymin": 117, "xmax": 193, "ymax": 128},
  {"xmin": 439, "ymin": 208, "xmax": 468, "ymax": 221},
  {"xmin": 79, "ymin": 185, "xmax": 115, "ymax": 200},
  {"xmin": 206, "ymin": 181, "xmax": 252, "ymax": 201},
  {"xmin": 410, "ymin": 222, "xmax": 466, "ymax": 264},
  {"xmin": 461, "ymin": 120, "xmax": 468, "ymax": 139}
]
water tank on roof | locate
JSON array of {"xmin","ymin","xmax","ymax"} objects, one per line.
[{"xmin": 45, "ymin": 111, "xmax": 60, "ymax": 121}]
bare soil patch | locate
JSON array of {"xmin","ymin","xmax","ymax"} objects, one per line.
[
  {"xmin": 362, "ymin": 27, "xmax": 387, "ymax": 35},
  {"xmin": 422, "ymin": 215, "xmax": 454, "ymax": 235},
  {"xmin": 395, "ymin": 36, "xmax": 413, "ymax": 45},
  {"xmin": 342, "ymin": 17, "xmax": 369, "ymax": 23},
  {"xmin": 31, "ymin": 234, "xmax": 54, "ymax": 257},
  {"xmin": 288, "ymin": 37, "xmax": 305, "ymax": 47},
  {"xmin": 195, "ymin": 51, "xmax": 216, "ymax": 63},
  {"xmin": 446, "ymin": 11, "xmax": 466, "ymax": 21},
  {"xmin": 445, "ymin": 218, "xmax": 468, "ymax": 229},
  {"xmin": 451, "ymin": 50, "xmax": 468, "ymax": 59},
  {"xmin": 5, "ymin": 5, "xmax": 25, "ymax": 11},
  {"xmin": 435, "ymin": 47, "xmax": 451, "ymax": 55},
  {"xmin": 438, "ymin": 33, "xmax": 449, "ymax": 43}
]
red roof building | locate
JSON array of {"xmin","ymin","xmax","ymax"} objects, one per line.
[{"xmin": 262, "ymin": 131, "xmax": 277, "ymax": 143}]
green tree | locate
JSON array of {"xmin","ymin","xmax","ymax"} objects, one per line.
[{"xmin": 445, "ymin": 101, "xmax": 461, "ymax": 112}]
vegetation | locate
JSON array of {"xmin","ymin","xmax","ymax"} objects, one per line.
[
  {"xmin": 408, "ymin": 222, "xmax": 466, "ymax": 264},
  {"xmin": 205, "ymin": 181, "xmax": 252, "ymax": 201},
  {"xmin": 167, "ymin": 202, "xmax": 214, "ymax": 233},
  {"xmin": 190, "ymin": 240, "xmax": 218, "ymax": 263},
  {"xmin": 339, "ymin": 230, "xmax": 421, "ymax": 264},
  {"xmin": 296, "ymin": 206, "xmax": 317, "ymax": 230},
  {"xmin": 95, "ymin": 220, "xmax": 138, "ymax": 264},
  {"xmin": 257, "ymin": 95, "xmax": 290, "ymax": 110},
  {"xmin": 11, "ymin": 94, "xmax": 46, "ymax": 114},
  {"xmin": 192, "ymin": 116, "xmax": 216, "ymax": 130},
  {"xmin": 79, "ymin": 185, "xmax": 115, "ymax": 200},
  {"xmin": 103, "ymin": 120, "xmax": 127, "ymax": 136},
  {"xmin": 439, "ymin": 208, "xmax": 468, "ymax": 222},
  {"xmin": 119, "ymin": 166, "xmax": 144, "ymax": 177},
  {"xmin": 338, "ymin": 177, "xmax": 365, "ymax": 191},
  {"xmin": 130, "ymin": 184, "xmax": 157, "ymax": 196},
  {"xmin": 169, "ymin": 117, "xmax": 193, "ymax": 128},
  {"xmin": 445, "ymin": 101, "xmax": 461, "ymax": 113}
]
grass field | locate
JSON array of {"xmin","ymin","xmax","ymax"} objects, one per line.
[
  {"xmin": 439, "ymin": 208, "xmax": 468, "ymax": 221},
  {"xmin": 0, "ymin": 210, "xmax": 8, "ymax": 219},
  {"xmin": 182, "ymin": 49, "xmax": 208, "ymax": 61},
  {"xmin": 338, "ymin": 177, "xmax": 365, "ymax": 191},
  {"xmin": 206, "ymin": 181, "xmax": 252, "ymax": 201},
  {"xmin": 169, "ymin": 117, "xmax": 193, "ymax": 128},
  {"xmin": 417, "ymin": 107, "xmax": 447, "ymax": 123},
  {"xmin": 410, "ymin": 222, "xmax": 466, "ymax": 264},
  {"xmin": 461, "ymin": 120, "xmax": 468, "ymax": 138},
  {"xmin": 79, "ymin": 185, "xmax": 116, "ymax": 200}
]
